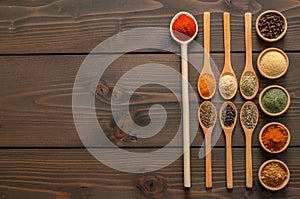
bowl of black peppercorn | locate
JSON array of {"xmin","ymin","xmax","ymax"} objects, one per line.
[{"xmin": 256, "ymin": 10, "xmax": 288, "ymax": 42}]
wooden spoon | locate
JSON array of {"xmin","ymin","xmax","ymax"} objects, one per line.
[
  {"xmin": 198, "ymin": 101, "xmax": 217, "ymax": 188},
  {"xmin": 170, "ymin": 11, "xmax": 198, "ymax": 188},
  {"xmin": 219, "ymin": 101, "xmax": 237, "ymax": 189},
  {"xmin": 240, "ymin": 101, "xmax": 259, "ymax": 188},
  {"xmin": 219, "ymin": 12, "xmax": 238, "ymax": 100},
  {"xmin": 198, "ymin": 12, "xmax": 216, "ymax": 100},
  {"xmin": 240, "ymin": 13, "xmax": 259, "ymax": 100}
]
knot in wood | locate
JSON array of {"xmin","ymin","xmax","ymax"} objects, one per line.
[
  {"xmin": 94, "ymin": 81, "xmax": 112, "ymax": 104},
  {"xmin": 110, "ymin": 115, "xmax": 136, "ymax": 145},
  {"xmin": 96, "ymin": 82, "xmax": 110, "ymax": 96},
  {"xmin": 137, "ymin": 176, "xmax": 167, "ymax": 199}
]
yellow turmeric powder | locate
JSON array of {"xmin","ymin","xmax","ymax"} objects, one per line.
[
  {"xmin": 198, "ymin": 73, "xmax": 215, "ymax": 98},
  {"xmin": 262, "ymin": 124, "xmax": 288, "ymax": 152}
]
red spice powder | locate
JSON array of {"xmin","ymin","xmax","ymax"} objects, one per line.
[
  {"xmin": 262, "ymin": 124, "xmax": 288, "ymax": 152},
  {"xmin": 172, "ymin": 14, "xmax": 197, "ymax": 41}
]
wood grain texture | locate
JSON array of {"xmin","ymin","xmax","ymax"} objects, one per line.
[
  {"xmin": 0, "ymin": 0, "xmax": 300, "ymax": 53},
  {"xmin": 1, "ymin": 1, "xmax": 299, "ymax": 198},
  {"xmin": 0, "ymin": 148, "xmax": 299, "ymax": 199},
  {"xmin": 0, "ymin": 53, "xmax": 299, "ymax": 147}
]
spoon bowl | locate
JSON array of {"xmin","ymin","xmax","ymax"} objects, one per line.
[
  {"xmin": 219, "ymin": 12, "xmax": 238, "ymax": 100},
  {"xmin": 219, "ymin": 101, "xmax": 237, "ymax": 189},
  {"xmin": 240, "ymin": 13, "xmax": 259, "ymax": 100},
  {"xmin": 170, "ymin": 11, "xmax": 198, "ymax": 44},
  {"xmin": 198, "ymin": 101, "xmax": 217, "ymax": 188},
  {"xmin": 240, "ymin": 101, "xmax": 259, "ymax": 188},
  {"xmin": 240, "ymin": 12, "xmax": 259, "ymax": 100},
  {"xmin": 170, "ymin": 11, "xmax": 198, "ymax": 188},
  {"xmin": 198, "ymin": 12, "xmax": 216, "ymax": 100}
]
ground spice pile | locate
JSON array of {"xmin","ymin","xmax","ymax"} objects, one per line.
[
  {"xmin": 199, "ymin": 101, "xmax": 216, "ymax": 128},
  {"xmin": 262, "ymin": 124, "xmax": 288, "ymax": 152},
  {"xmin": 198, "ymin": 74, "xmax": 216, "ymax": 98},
  {"xmin": 259, "ymin": 50, "xmax": 287, "ymax": 77},
  {"xmin": 240, "ymin": 73, "xmax": 257, "ymax": 97},
  {"xmin": 241, "ymin": 103, "xmax": 258, "ymax": 129},
  {"xmin": 219, "ymin": 75, "xmax": 237, "ymax": 99},
  {"xmin": 262, "ymin": 88, "xmax": 288, "ymax": 114},
  {"xmin": 261, "ymin": 162, "xmax": 288, "ymax": 188},
  {"xmin": 172, "ymin": 14, "xmax": 197, "ymax": 41}
]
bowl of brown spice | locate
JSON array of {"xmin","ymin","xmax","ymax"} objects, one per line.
[
  {"xmin": 258, "ymin": 159, "xmax": 290, "ymax": 191},
  {"xmin": 257, "ymin": 47, "xmax": 289, "ymax": 79},
  {"xmin": 259, "ymin": 122, "xmax": 290, "ymax": 153},
  {"xmin": 256, "ymin": 10, "xmax": 288, "ymax": 42}
]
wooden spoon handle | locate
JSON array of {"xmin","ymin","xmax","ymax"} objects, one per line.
[
  {"xmin": 225, "ymin": 133, "xmax": 233, "ymax": 189},
  {"xmin": 245, "ymin": 12, "xmax": 253, "ymax": 68},
  {"xmin": 223, "ymin": 12, "xmax": 231, "ymax": 67},
  {"xmin": 245, "ymin": 132, "xmax": 253, "ymax": 188},
  {"xmin": 181, "ymin": 43, "xmax": 191, "ymax": 188},
  {"xmin": 205, "ymin": 133, "xmax": 212, "ymax": 188},
  {"xmin": 204, "ymin": 12, "xmax": 210, "ymax": 67}
]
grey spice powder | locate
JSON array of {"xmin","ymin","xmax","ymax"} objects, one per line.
[
  {"xmin": 241, "ymin": 103, "xmax": 258, "ymax": 129},
  {"xmin": 200, "ymin": 102, "xmax": 216, "ymax": 128}
]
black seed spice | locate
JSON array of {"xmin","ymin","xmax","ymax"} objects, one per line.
[
  {"xmin": 200, "ymin": 102, "xmax": 216, "ymax": 128},
  {"xmin": 258, "ymin": 12, "xmax": 285, "ymax": 39},
  {"xmin": 221, "ymin": 104, "xmax": 236, "ymax": 127}
]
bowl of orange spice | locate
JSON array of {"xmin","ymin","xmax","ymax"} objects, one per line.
[{"xmin": 259, "ymin": 122, "xmax": 290, "ymax": 153}]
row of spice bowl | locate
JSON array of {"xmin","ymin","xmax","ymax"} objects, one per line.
[{"xmin": 256, "ymin": 10, "xmax": 291, "ymax": 191}]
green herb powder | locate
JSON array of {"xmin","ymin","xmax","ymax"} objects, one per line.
[
  {"xmin": 262, "ymin": 88, "xmax": 287, "ymax": 113},
  {"xmin": 240, "ymin": 73, "xmax": 257, "ymax": 97}
]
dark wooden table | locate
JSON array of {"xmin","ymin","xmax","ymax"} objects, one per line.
[{"xmin": 1, "ymin": 0, "xmax": 300, "ymax": 198}]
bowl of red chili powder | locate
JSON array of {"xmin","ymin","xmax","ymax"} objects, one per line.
[
  {"xmin": 170, "ymin": 11, "xmax": 198, "ymax": 43},
  {"xmin": 259, "ymin": 122, "xmax": 290, "ymax": 153}
]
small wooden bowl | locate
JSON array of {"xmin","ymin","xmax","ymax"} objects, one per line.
[
  {"xmin": 257, "ymin": 47, "xmax": 289, "ymax": 79},
  {"xmin": 259, "ymin": 122, "xmax": 290, "ymax": 153},
  {"xmin": 256, "ymin": 10, "xmax": 288, "ymax": 42},
  {"xmin": 258, "ymin": 159, "xmax": 290, "ymax": 191},
  {"xmin": 259, "ymin": 85, "xmax": 290, "ymax": 116}
]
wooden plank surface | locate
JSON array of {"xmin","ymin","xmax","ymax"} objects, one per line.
[
  {"xmin": 0, "ymin": 0, "xmax": 300, "ymax": 53},
  {"xmin": 0, "ymin": 148, "xmax": 299, "ymax": 199},
  {"xmin": 0, "ymin": 53, "xmax": 299, "ymax": 147},
  {"xmin": 1, "ymin": 0, "xmax": 300, "ymax": 198}
]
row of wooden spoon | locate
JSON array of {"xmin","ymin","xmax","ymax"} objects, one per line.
[
  {"xmin": 199, "ymin": 12, "xmax": 259, "ymax": 100},
  {"xmin": 199, "ymin": 101, "xmax": 259, "ymax": 189},
  {"xmin": 199, "ymin": 12, "xmax": 259, "ymax": 189},
  {"xmin": 170, "ymin": 11, "xmax": 259, "ymax": 188}
]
